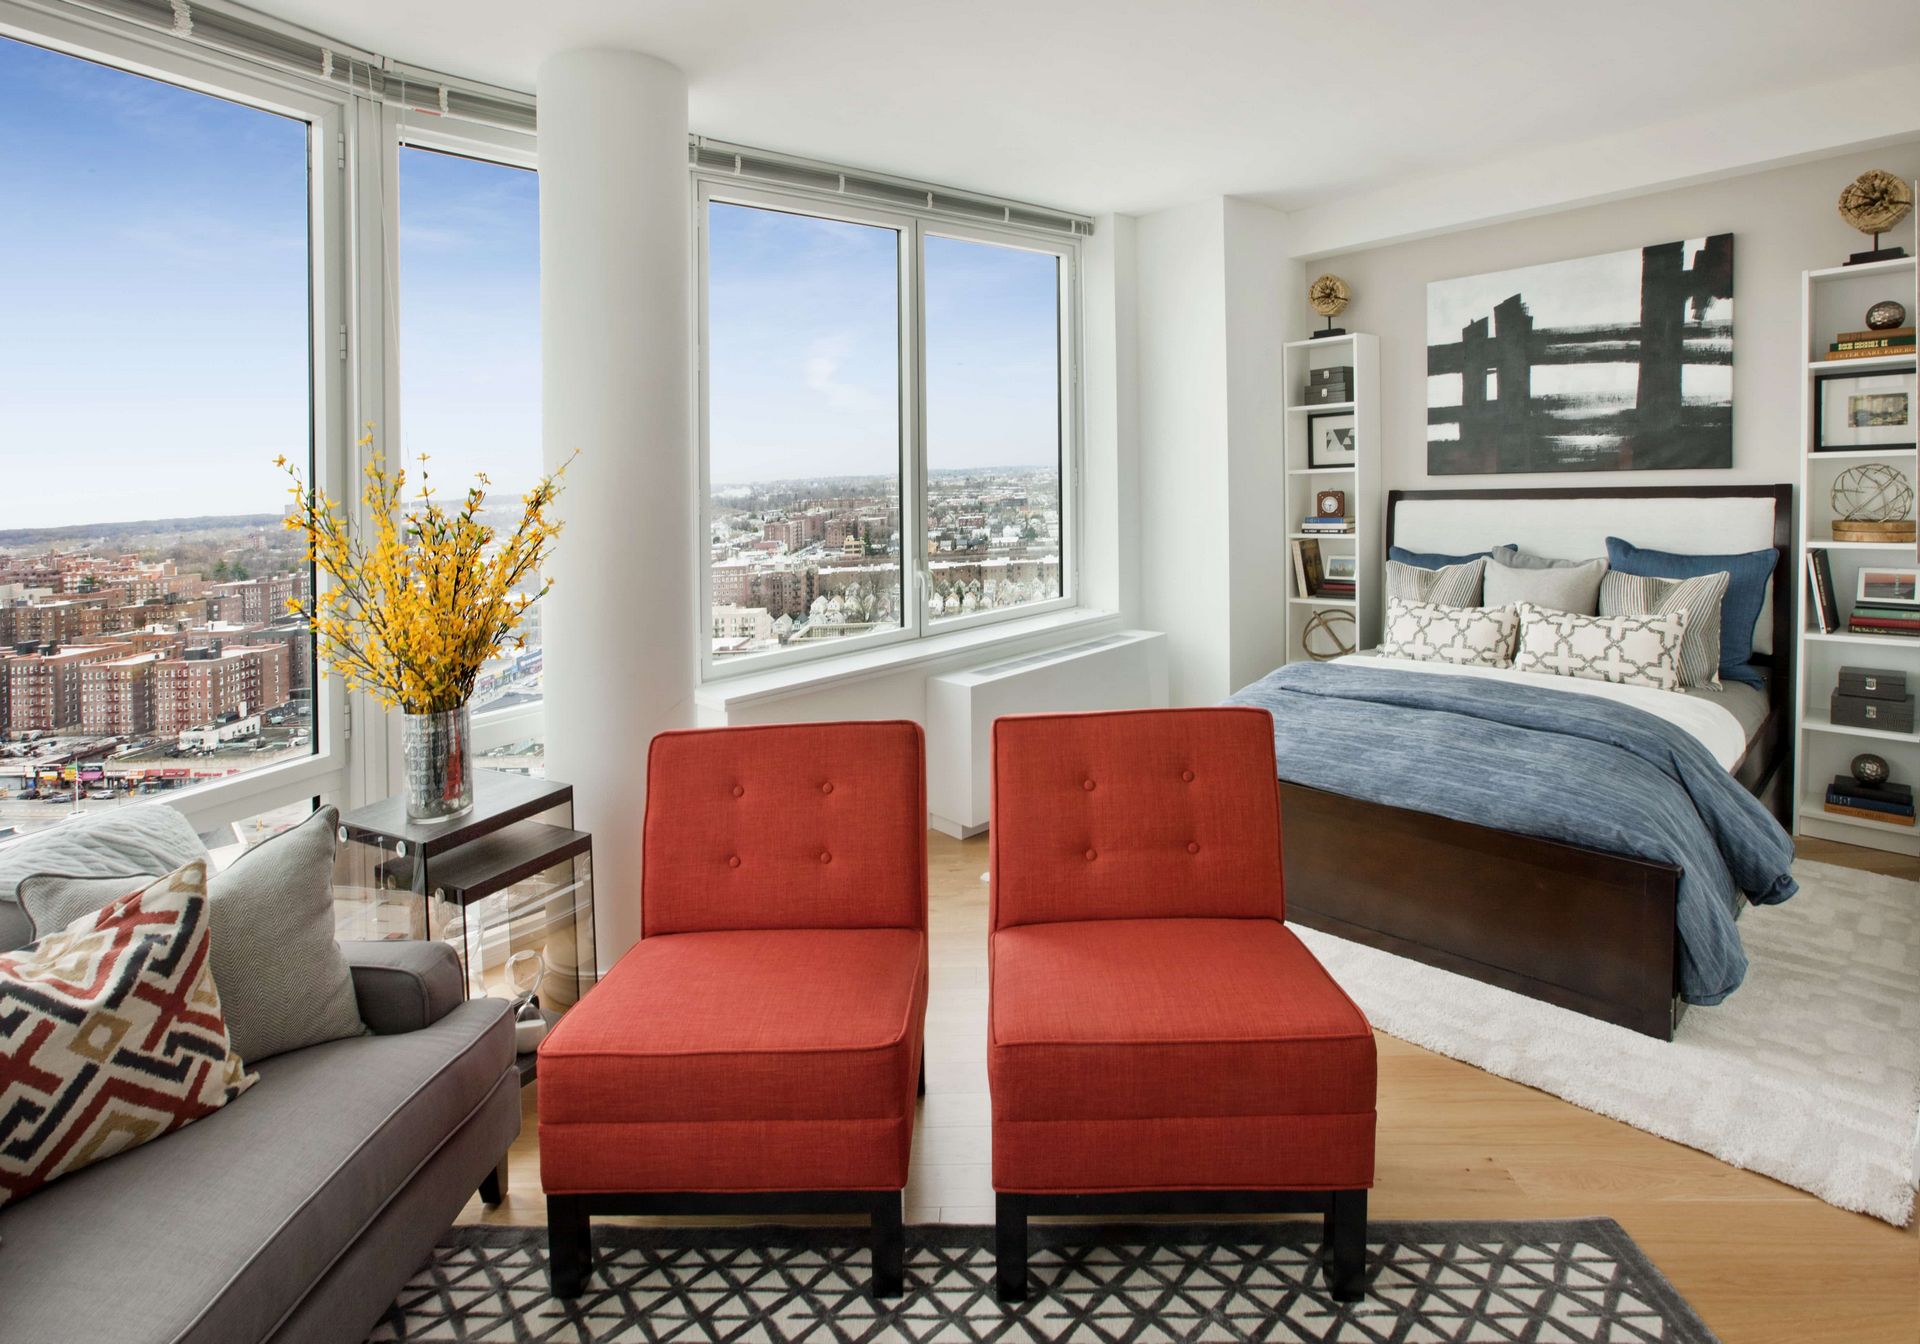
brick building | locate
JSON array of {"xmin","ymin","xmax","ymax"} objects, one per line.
[{"xmin": 152, "ymin": 644, "xmax": 291, "ymax": 733}]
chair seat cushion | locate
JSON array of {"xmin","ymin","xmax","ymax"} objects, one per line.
[
  {"xmin": 538, "ymin": 928, "xmax": 927, "ymax": 1193},
  {"xmin": 991, "ymin": 917, "xmax": 1374, "ymax": 1120}
]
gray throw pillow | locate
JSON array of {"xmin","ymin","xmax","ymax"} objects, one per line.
[
  {"xmin": 18, "ymin": 806, "xmax": 365, "ymax": 1063},
  {"xmin": 1386, "ymin": 556, "xmax": 1485, "ymax": 609},
  {"xmin": 1600, "ymin": 569, "xmax": 1729, "ymax": 690},
  {"xmin": 1483, "ymin": 552, "xmax": 1607, "ymax": 615},
  {"xmin": 1491, "ymin": 545, "xmax": 1602, "ymax": 572}
]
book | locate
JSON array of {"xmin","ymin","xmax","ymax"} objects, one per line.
[
  {"xmin": 1835, "ymin": 326, "xmax": 1915, "ymax": 342},
  {"xmin": 1831, "ymin": 338, "xmax": 1916, "ymax": 351},
  {"xmin": 1303, "ymin": 516, "xmax": 1350, "ymax": 524},
  {"xmin": 1289, "ymin": 539, "xmax": 1323, "ymax": 599},
  {"xmin": 1823, "ymin": 346, "xmax": 1917, "ymax": 361},
  {"xmin": 1853, "ymin": 601, "xmax": 1920, "ymax": 616},
  {"xmin": 1823, "ymin": 799, "xmax": 1917, "ymax": 826},
  {"xmin": 1830, "ymin": 775, "xmax": 1913, "ymax": 803},
  {"xmin": 1847, "ymin": 623, "xmax": 1920, "ymax": 638},
  {"xmin": 1825, "ymin": 787, "xmax": 1917, "ymax": 820},
  {"xmin": 1850, "ymin": 606, "xmax": 1920, "ymax": 626},
  {"xmin": 1807, "ymin": 548, "xmax": 1839, "ymax": 634}
]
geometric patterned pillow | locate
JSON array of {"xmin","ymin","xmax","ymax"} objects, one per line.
[
  {"xmin": 1512, "ymin": 602, "xmax": 1688, "ymax": 693},
  {"xmin": 1598, "ymin": 569, "xmax": 1729, "ymax": 689},
  {"xmin": 1385, "ymin": 557, "xmax": 1486, "ymax": 609},
  {"xmin": 1380, "ymin": 595, "xmax": 1518, "ymax": 668},
  {"xmin": 0, "ymin": 860, "xmax": 255, "ymax": 1210}
]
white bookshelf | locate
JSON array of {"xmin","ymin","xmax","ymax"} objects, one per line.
[
  {"xmin": 1792, "ymin": 254, "xmax": 1919, "ymax": 855},
  {"xmin": 1281, "ymin": 333, "xmax": 1380, "ymax": 663}
]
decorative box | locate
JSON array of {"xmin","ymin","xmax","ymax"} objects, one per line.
[
  {"xmin": 1831, "ymin": 688, "xmax": 1916, "ymax": 733},
  {"xmin": 1308, "ymin": 365, "xmax": 1353, "ymax": 387},
  {"xmin": 1837, "ymin": 666, "xmax": 1909, "ymax": 700},
  {"xmin": 1306, "ymin": 381, "xmax": 1351, "ymax": 405}
]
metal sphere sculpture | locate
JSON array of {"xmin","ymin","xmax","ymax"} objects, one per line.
[{"xmin": 1831, "ymin": 463, "xmax": 1914, "ymax": 523}]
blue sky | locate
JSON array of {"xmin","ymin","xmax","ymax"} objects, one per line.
[{"xmin": 0, "ymin": 33, "xmax": 1059, "ymax": 531}]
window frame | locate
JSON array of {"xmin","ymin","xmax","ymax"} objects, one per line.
[
  {"xmin": 0, "ymin": 2, "xmax": 354, "ymax": 834},
  {"xmin": 692, "ymin": 176, "xmax": 1080, "ymax": 683}
]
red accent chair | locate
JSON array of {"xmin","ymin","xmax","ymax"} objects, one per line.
[
  {"xmin": 538, "ymin": 721, "xmax": 929, "ymax": 1299},
  {"xmin": 988, "ymin": 707, "xmax": 1376, "ymax": 1302}
]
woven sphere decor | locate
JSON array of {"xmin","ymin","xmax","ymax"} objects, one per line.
[
  {"xmin": 1838, "ymin": 170, "xmax": 1915, "ymax": 237},
  {"xmin": 1302, "ymin": 607, "xmax": 1356, "ymax": 661},
  {"xmin": 1830, "ymin": 463, "xmax": 1917, "ymax": 543}
]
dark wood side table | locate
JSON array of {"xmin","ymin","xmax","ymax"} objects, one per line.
[{"xmin": 334, "ymin": 771, "xmax": 597, "ymax": 1084}]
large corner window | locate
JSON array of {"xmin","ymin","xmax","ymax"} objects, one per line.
[
  {"xmin": 0, "ymin": 32, "xmax": 323, "ymax": 839},
  {"xmin": 698, "ymin": 183, "xmax": 1076, "ymax": 677},
  {"xmin": 396, "ymin": 142, "xmax": 544, "ymax": 773}
]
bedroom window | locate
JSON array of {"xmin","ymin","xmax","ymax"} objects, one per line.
[{"xmin": 696, "ymin": 182, "xmax": 1078, "ymax": 679}]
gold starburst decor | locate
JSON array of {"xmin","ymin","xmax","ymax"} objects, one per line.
[
  {"xmin": 1839, "ymin": 170, "xmax": 1914, "ymax": 236},
  {"xmin": 1309, "ymin": 274, "xmax": 1351, "ymax": 318}
]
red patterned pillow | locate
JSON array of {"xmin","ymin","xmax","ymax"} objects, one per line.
[{"xmin": 0, "ymin": 860, "xmax": 255, "ymax": 1209}]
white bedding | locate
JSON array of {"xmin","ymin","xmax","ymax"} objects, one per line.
[{"xmin": 1338, "ymin": 653, "xmax": 1749, "ymax": 771}]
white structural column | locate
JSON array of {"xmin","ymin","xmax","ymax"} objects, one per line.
[{"xmin": 538, "ymin": 50, "xmax": 693, "ymax": 967}]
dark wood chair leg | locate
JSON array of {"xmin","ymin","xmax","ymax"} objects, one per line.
[
  {"xmin": 547, "ymin": 1195, "xmax": 593, "ymax": 1298},
  {"xmin": 994, "ymin": 1194, "xmax": 1028, "ymax": 1303},
  {"xmin": 870, "ymin": 1191, "xmax": 905, "ymax": 1298},
  {"xmin": 478, "ymin": 1157, "xmax": 509, "ymax": 1207},
  {"xmin": 1325, "ymin": 1189, "xmax": 1368, "ymax": 1302}
]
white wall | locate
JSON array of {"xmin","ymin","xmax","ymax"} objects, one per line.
[{"xmin": 1322, "ymin": 141, "xmax": 1920, "ymax": 494}]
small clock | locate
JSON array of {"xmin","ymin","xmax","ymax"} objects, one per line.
[{"xmin": 1316, "ymin": 490, "xmax": 1347, "ymax": 518}]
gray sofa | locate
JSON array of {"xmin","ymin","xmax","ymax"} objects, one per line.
[{"xmin": 0, "ymin": 818, "xmax": 520, "ymax": 1344}]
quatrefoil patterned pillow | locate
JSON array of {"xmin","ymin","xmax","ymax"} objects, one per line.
[
  {"xmin": 1512, "ymin": 603, "xmax": 1688, "ymax": 692},
  {"xmin": 1380, "ymin": 596, "xmax": 1518, "ymax": 668}
]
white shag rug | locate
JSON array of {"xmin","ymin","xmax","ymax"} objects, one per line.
[{"xmin": 1295, "ymin": 859, "xmax": 1920, "ymax": 1226}]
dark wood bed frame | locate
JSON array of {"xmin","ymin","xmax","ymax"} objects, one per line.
[{"xmin": 1281, "ymin": 483, "xmax": 1795, "ymax": 1040}]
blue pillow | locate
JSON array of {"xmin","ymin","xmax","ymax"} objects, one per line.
[
  {"xmin": 1388, "ymin": 544, "xmax": 1515, "ymax": 570},
  {"xmin": 1605, "ymin": 536, "xmax": 1777, "ymax": 688}
]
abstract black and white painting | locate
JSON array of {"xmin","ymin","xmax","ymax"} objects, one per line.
[{"xmin": 1427, "ymin": 235, "xmax": 1733, "ymax": 474}]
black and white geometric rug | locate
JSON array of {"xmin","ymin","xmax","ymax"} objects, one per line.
[{"xmin": 368, "ymin": 1218, "xmax": 1718, "ymax": 1342}]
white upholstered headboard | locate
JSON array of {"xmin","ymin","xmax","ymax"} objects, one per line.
[{"xmin": 1388, "ymin": 486, "xmax": 1793, "ymax": 657}]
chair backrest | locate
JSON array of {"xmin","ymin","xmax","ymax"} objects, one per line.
[
  {"xmin": 990, "ymin": 706, "xmax": 1283, "ymax": 931},
  {"xmin": 642, "ymin": 720, "xmax": 928, "ymax": 937}
]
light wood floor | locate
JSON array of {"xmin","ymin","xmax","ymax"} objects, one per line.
[{"xmin": 462, "ymin": 831, "xmax": 1919, "ymax": 1344}]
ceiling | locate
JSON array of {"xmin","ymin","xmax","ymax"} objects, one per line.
[{"xmin": 249, "ymin": 0, "xmax": 1919, "ymax": 217}]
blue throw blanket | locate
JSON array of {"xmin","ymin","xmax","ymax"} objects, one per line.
[{"xmin": 1227, "ymin": 662, "xmax": 1797, "ymax": 1005}]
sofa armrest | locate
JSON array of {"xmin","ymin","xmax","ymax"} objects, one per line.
[{"xmin": 342, "ymin": 939, "xmax": 467, "ymax": 1035}]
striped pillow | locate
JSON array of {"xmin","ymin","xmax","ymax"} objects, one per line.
[
  {"xmin": 1385, "ymin": 557, "xmax": 1485, "ymax": 609},
  {"xmin": 1599, "ymin": 570, "xmax": 1729, "ymax": 689}
]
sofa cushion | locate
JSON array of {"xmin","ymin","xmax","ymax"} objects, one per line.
[
  {"xmin": 0, "ymin": 861, "xmax": 254, "ymax": 1211},
  {"xmin": 0, "ymin": 997, "xmax": 512, "ymax": 1344},
  {"xmin": 991, "ymin": 917, "xmax": 1374, "ymax": 1121},
  {"xmin": 0, "ymin": 803, "xmax": 208, "ymax": 952},
  {"xmin": 538, "ymin": 927, "xmax": 926, "ymax": 1194}
]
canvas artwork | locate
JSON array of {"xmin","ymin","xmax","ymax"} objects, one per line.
[{"xmin": 1427, "ymin": 234, "xmax": 1734, "ymax": 474}]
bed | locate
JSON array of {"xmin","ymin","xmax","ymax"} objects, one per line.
[{"xmin": 1233, "ymin": 484, "xmax": 1796, "ymax": 1041}]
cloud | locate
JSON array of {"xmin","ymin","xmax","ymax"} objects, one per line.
[{"xmin": 803, "ymin": 335, "xmax": 884, "ymax": 413}]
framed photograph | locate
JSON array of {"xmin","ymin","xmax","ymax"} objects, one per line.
[
  {"xmin": 1324, "ymin": 554, "xmax": 1358, "ymax": 582},
  {"xmin": 1308, "ymin": 412, "xmax": 1358, "ymax": 468},
  {"xmin": 1857, "ymin": 566, "xmax": 1920, "ymax": 607},
  {"xmin": 1815, "ymin": 370, "xmax": 1918, "ymax": 452}
]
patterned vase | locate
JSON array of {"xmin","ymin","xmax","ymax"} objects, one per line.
[{"xmin": 402, "ymin": 702, "xmax": 473, "ymax": 822}]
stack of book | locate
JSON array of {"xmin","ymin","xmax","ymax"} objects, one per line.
[
  {"xmin": 1805, "ymin": 548, "xmax": 1840, "ymax": 633},
  {"xmin": 1850, "ymin": 604, "xmax": 1920, "ymax": 638},
  {"xmin": 1315, "ymin": 577, "xmax": 1356, "ymax": 599},
  {"xmin": 1825, "ymin": 775, "xmax": 1915, "ymax": 826},
  {"xmin": 1300, "ymin": 515, "xmax": 1354, "ymax": 535},
  {"xmin": 1823, "ymin": 325, "xmax": 1915, "ymax": 361}
]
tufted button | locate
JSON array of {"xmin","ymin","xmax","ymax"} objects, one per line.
[
  {"xmin": 819, "ymin": 850, "xmax": 833, "ymax": 864},
  {"xmin": 821, "ymin": 782, "xmax": 834, "ymax": 795},
  {"xmin": 1082, "ymin": 778, "xmax": 1096, "ymax": 791},
  {"xmin": 727, "ymin": 855, "xmax": 741, "ymax": 868},
  {"xmin": 1084, "ymin": 847, "xmax": 1098, "ymax": 861},
  {"xmin": 1181, "ymin": 769, "xmax": 1195, "ymax": 783},
  {"xmin": 1187, "ymin": 841, "xmax": 1200, "ymax": 854},
  {"xmin": 731, "ymin": 784, "xmax": 745, "ymax": 798}
]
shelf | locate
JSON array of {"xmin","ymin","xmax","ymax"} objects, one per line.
[
  {"xmin": 1804, "ymin": 630, "xmax": 1920, "ymax": 649},
  {"xmin": 1799, "ymin": 795, "xmax": 1917, "ymax": 836},
  {"xmin": 1807, "ymin": 446, "xmax": 1918, "ymax": 460},
  {"xmin": 1810, "ymin": 538, "xmax": 1917, "ymax": 550},
  {"xmin": 1807, "ymin": 256, "xmax": 1917, "ymax": 282},
  {"xmin": 423, "ymin": 821, "xmax": 593, "ymax": 905},
  {"xmin": 1808, "ymin": 354, "xmax": 1916, "ymax": 373},
  {"xmin": 1287, "ymin": 401, "xmax": 1355, "ymax": 414},
  {"xmin": 1284, "ymin": 334, "xmax": 1358, "ymax": 349},
  {"xmin": 1802, "ymin": 711, "xmax": 1920, "ymax": 745},
  {"xmin": 1287, "ymin": 596, "xmax": 1356, "ymax": 608},
  {"xmin": 1288, "ymin": 532, "xmax": 1357, "ymax": 541},
  {"xmin": 1288, "ymin": 465, "xmax": 1357, "ymax": 475}
]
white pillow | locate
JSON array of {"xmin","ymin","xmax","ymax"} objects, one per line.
[
  {"xmin": 1513, "ymin": 603, "xmax": 1687, "ymax": 692},
  {"xmin": 1380, "ymin": 596, "xmax": 1518, "ymax": 669},
  {"xmin": 1385, "ymin": 557, "xmax": 1485, "ymax": 609}
]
